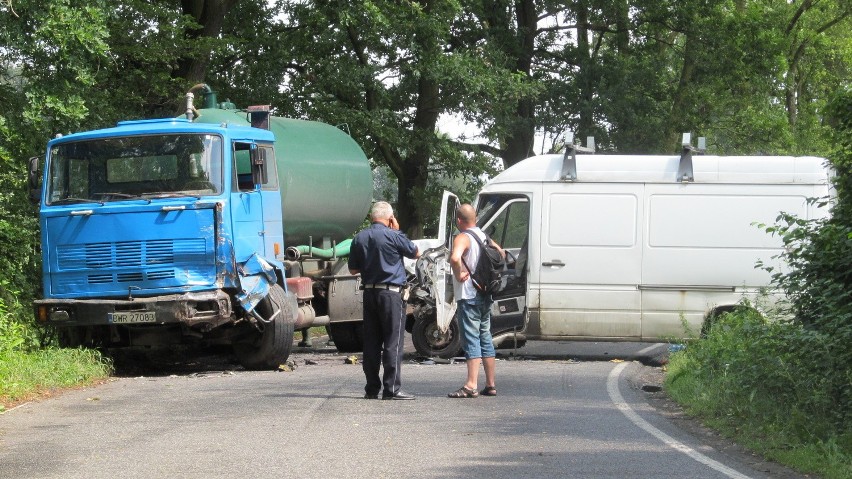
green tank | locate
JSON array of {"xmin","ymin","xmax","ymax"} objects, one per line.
[{"xmin": 192, "ymin": 106, "xmax": 373, "ymax": 247}]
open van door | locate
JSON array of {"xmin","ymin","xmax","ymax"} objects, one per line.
[
  {"xmin": 476, "ymin": 193, "xmax": 530, "ymax": 341},
  {"xmin": 432, "ymin": 191, "xmax": 459, "ymax": 333},
  {"xmin": 410, "ymin": 192, "xmax": 460, "ymax": 358},
  {"xmin": 410, "ymin": 191, "xmax": 530, "ymax": 358}
]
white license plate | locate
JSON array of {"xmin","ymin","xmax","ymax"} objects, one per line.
[{"xmin": 109, "ymin": 311, "xmax": 156, "ymax": 324}]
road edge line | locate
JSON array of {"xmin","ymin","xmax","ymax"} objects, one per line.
[{"xmin": 607, "ymin": 362, "xmax": 752, "ymax": 479}]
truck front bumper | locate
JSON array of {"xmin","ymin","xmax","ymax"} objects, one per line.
[{"xmin": 34, "ymin": 290, "xmax": 233, "ymax": 332}]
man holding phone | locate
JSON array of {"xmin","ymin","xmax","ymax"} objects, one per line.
[{"xmin": 348, "ymin": 201, "xmax": 420, "ymax": 400}]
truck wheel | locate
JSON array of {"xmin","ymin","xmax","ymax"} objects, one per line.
[
  {"xmin": 412, "ymin": 313, "xmax": 462, "ymax": 359},
  {"xmin": 57, "ymin": 326, "xmax": 86, "ymax": 348},
  {"xmin": 327, "ymin": 322, "xmax": 363, "ymax": 353},
  {"xmin": 234, "ymin": 284, "xmax": 295, "ymax": 370}
]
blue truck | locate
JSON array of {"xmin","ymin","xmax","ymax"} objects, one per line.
[{"xmin": 29, "ymin": 87, "xmax": 374, "ymax": 369}]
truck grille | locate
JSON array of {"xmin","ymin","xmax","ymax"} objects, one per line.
[{"xmin": 56, "ymin": 239, "xmax": 205, "ymax": 285}]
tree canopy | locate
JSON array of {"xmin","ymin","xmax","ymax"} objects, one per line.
[{"xmin": 1, "ymin": 0, "xmax": 849, "ymax": 241}]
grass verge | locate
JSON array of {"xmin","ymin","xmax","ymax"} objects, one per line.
[
  {"xmin": 0, "ymin": 347, "xmax": 113, "ymax": 413},
  {"xmin": 664, "ymin": 308, "xmax": 851, "ymax": 479}
]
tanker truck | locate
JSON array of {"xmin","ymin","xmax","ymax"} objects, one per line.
[{"xmin": 30, "ymin": 86, "xmax": 374, "ymax": 369}]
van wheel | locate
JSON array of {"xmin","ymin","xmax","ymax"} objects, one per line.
[
  {"xmin": 328, "ymin": 322, "xmax": 363, "ymax": 353},
  {"xmin": 701, "ymin": 306, "xmax": 738, "ymax": 338},
  {"xmin": 234, "ymin": 284, "xmax": 295, "ymax": 370},
  {"xmin": 412, "ymin": 313, "xmax": 461, "ymax": 359}
]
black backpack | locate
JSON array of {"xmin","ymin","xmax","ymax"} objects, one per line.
[{"xmin": 462, "ymin": 231, "xmax": 509, "ymax": 294}]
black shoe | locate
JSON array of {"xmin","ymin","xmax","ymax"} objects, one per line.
[
  {"xmin": 382, "ymin": 390, "xmax": 415, "ymax": 400},
  {"xmin": 364, "ymin": 393, "xmax": 379, "ymax": 399}
]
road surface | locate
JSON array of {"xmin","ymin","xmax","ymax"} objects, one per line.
[{"xmin": 0, "ymin": 341, "xmax": 805, "ymax": 479}]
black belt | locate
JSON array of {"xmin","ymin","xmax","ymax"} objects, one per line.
[{"xmin": 362, "ymin": 283, "xmax": 402, "ymax": 292}]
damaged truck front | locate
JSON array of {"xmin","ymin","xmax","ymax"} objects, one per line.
[{"xmin": 31, "ymin": 90, "xmax": 374, "ymax": 369}]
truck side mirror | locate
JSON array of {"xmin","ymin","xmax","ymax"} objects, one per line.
[
  {"xmin": 27, "ymin": 156, "xmax": 41, "ymax": 204},
  {"xmin": 250, "ymin": 147, "xmax": 267, "ymax": 186}
]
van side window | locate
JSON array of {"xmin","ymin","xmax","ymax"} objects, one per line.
[
  {"xmin": 490, "ymin": 201, "xmax": 529, "ymax": 249},
  {"xmin": 481, "ymin": 196, "xmax": 529, "ymax": 249},
  {"xmin": 479, "ymin": 195, "xmax": 530, "ymax": 273}
]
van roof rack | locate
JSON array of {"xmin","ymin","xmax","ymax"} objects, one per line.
[
  {"xmin": 560, "ymin": 133, "xmax": 596, "ymax": 182},
  {"xmin": 677, "ymin": 133, "xmax": 706, "ymax": 183}
]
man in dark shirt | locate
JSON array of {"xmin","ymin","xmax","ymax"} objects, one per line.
[{"xmin": 348, "ymin": 201, "xmax": 420, "ymax": 400}]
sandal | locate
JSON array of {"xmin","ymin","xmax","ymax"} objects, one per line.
[
  {"xmin": 480, "ymin": 386, "xmax": 497, "ymax": 396},
  {"xmin": 447, "ymin": 386, "xmax": 479, "ymax": 398}
]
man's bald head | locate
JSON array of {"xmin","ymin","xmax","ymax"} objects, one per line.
[{"xmin": 456, "ymin": 204, "xmax": 477, "ymax": 228}]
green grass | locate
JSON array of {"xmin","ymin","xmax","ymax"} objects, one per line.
[
  {"xmin": 0, "ymin": 347, "xmax": 113, "ymax": 411},
  {"xmin": 665, "ymin": 309, "xmax": 852, "ymax": 479}
]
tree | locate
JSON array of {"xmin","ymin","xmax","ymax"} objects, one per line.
[
  {"xmin": 234, "ymin": 0, "xmax": 526, "ymax": 237},
  {"xmin": 782, "ymin": 0, "xmax": 851, "ymax": 150},
  {"xmin": 86, "ymin": 0, "xmax": 240, "ymax": 122},
  {"xmin": 0, "ymin": 0, "xmax": 111, "ymax": 318}
]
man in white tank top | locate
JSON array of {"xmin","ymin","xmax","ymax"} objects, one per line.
[{"xmin": 447, "ymin": 204, "xmax": 504, "ymax": 398}]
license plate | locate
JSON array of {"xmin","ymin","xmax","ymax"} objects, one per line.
[{"xmin": 109, "ymin": 311, "xmax": 156, "ymax": 324}]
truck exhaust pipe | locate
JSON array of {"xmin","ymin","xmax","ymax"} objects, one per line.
[{"xmin": 185, "ymin": 92, "xmax": 195, "ymax": 120}]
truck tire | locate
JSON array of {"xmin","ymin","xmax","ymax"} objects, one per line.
[
  {"xmin": 412, "ymin": 313, "xmax": 462, "ymax": 359},
  {"xmin": 57, "ymin": 326, "xmax": 86, "ymax": 348},
  {"xmin": 234, "ymin": 284, "xmax": 295, "ymax": 370},
  {"xmin": 327, "ymin": 322, "xmax": 363, "ymax": 353}
]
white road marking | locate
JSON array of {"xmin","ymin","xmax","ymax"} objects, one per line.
[
  {"xmin": 607, "ymin": 362, "xmax": 752, "ymax": 479},
  {"xmin": 0, "ymin": 401, "xmax": 32, "ymax": 415}
]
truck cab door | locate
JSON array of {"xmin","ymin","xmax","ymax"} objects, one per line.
[
  {"xmin": 231, "ymin": 142, "xmax": 282, "ymax": 262},
  {"xmin": 476, "ymin": 194, "xmax": 530, "ymax": 335}
]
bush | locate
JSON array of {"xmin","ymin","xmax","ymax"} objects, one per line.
[
  {"xmin": 762, "ymin": 89, "xmax": 852, "ymax": 426},
  {"xmin": 666, "ymin": 89, "xmax": 852, "ymax": 479},
  {"xmin": 0, "ymin": 295, "xmax": 41, "ymax": 354},
  {"xmin": 666, "ymin": 308, "xmax": 851, "ymax": 478}
]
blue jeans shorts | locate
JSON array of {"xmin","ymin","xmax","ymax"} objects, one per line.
[{"xmin": 457, "ymin": 297, "xmax": 495, "ymax": 359}]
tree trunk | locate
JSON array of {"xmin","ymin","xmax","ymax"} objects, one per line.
[
  {"xmin": 501, "ymin": 0, "xmax": 537, "ymax": 169},
  {"xmin": 667, "ymin": 32, "xmax": 697, "ymax": 150},
  {"xmin": 616, "ymin": 0, "xmax": 630, "ymax": 54},
  {"xmin": 173, "ymin": 0, "xmax": 239, "ymax": 84},
  {"xmin": 396, "ymin": 70, "xmax": 440, "ymax": 239},
  {"xmin": 576, "ymin": 0, "xmax": 595, "ymax": 141},
  {"xmin": 786, "ymin": 66, "xmax": 798, "ymax": 127},
  {"xmin": 395, "ymin": 0, "xmax": 442, "ymax": 239}
]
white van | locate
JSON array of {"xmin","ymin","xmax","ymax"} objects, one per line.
[{"xmin": 408, "ymin": 146, "xmax": 832, "ymax": 357}]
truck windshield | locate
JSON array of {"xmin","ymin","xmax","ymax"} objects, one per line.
[{"xmin": 46, "ymin": 134, "xmax": 223, "ymax": 205}]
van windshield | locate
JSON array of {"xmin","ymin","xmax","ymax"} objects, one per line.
[{"xmin": 46, "ymin": 134, "xmax": 223, "ymax": 205}]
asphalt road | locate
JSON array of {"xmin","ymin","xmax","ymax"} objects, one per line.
[{"xmin": 0, "ymin": 340, "xmax": 806, "ymax": 479}]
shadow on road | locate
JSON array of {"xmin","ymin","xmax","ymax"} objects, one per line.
[
  {"xmin": 107, "ymin": 345, "xmax": 243, "ymax": 377},
  {"xmin": 106, "ymin": 339, "xmax": 672, "ymax": 377}
]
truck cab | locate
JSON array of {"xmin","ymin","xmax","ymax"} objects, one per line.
[{"xmin": 32, "ymin": 118, "xmax": 298, "ymax": 369}]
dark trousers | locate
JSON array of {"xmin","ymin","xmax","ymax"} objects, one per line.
[{"xmin": 362, "ymin": 289, "xmax": 405, "ymax": 396}]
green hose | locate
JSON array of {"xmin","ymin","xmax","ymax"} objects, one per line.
[{"xmin": 292, "ymin": 239, "xmax": 352, "ymax": 259}]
